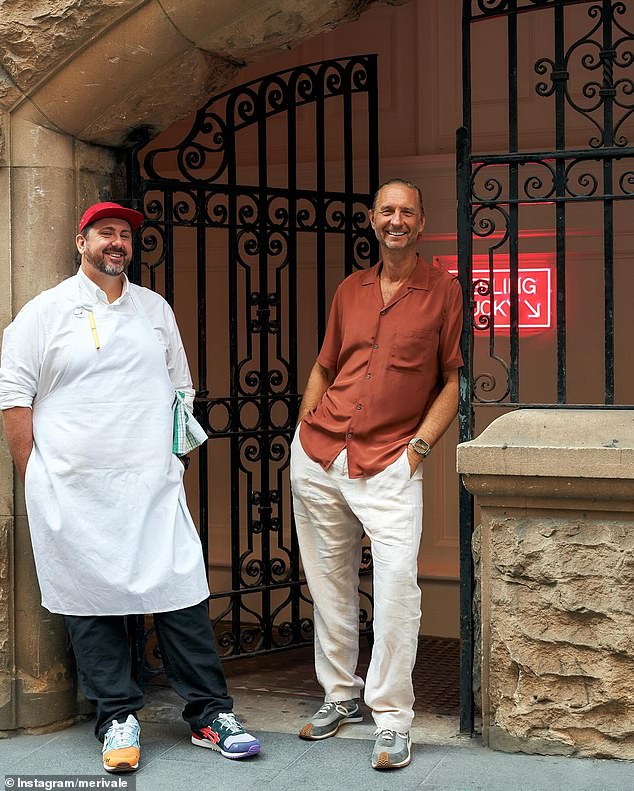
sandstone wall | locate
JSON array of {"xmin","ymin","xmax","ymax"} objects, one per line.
[
  {"xmin": 485, "ymin": 510, "xmax": 634, "ymax": 758},
  {"xmin": 0, "ymin": 108, "xmax": 127, "ymax": 731},
  {"xmin": 459, "ymin": 410, "xmax": 634, "ymax": 760},
  {"xmin": 0, "ymin": 0, "xmax": 404, "ymax": 147}
]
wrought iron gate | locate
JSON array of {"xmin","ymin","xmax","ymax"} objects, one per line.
[
  {"xmin": 458, "ymin": 0, "xmax": 634, "ymax": 732},
  {"xmin": 129, "ymin": 55, "xmax": 379, "ymax": 677}
]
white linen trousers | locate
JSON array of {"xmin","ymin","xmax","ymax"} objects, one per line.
[{"xmin": 290, "ymin": 429, "xmax": 423, "ymax": 732}]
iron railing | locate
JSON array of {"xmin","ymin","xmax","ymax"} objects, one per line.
[
  {"xmin": 458, "ymin": 0, "xmax": 634, "ymax": 733},
  {"xmin": 129, "ymin": 55, "xmax": 379, "ymax": 680}
]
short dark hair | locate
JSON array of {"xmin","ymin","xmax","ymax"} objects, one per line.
[
  {"xmin": 372, "ymin": 178, "xmax": 425, "ymax": 218},
  {"xmin": 75, "ymin": 223, "xmax": 93, "ymax": 269}
]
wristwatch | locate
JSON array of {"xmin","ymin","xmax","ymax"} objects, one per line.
[{"xmin": 408, "ymin": 437, "xmax": 432, "ymax": 457}]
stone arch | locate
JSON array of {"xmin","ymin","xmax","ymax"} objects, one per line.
[
  {"xmin": 0, "ymin": 0, "xmax": 403, "ymax": 732},
  {"xmin": 1, "ymin": 0, "xmax": 402, "ymax": 146}
]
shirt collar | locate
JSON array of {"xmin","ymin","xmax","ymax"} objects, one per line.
[
  {"xmin": 77, "ymin": 267, "xmax": 130, "ymax": 305},
  {"xmin": 360, "ymin": 254, "xmax": 430, "ymax": 290}
]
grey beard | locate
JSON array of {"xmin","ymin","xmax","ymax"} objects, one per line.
[
  {"xmin": 100, "ymin": 260, "xmax": 126, "ymax": 276},
  {"xmin": 86, "ymin": 249, "xmax": 129, "ymax": 276}
]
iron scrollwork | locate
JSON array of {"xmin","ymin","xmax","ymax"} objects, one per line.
[
  {"xmin": 469, "ymin": 205, "xmax": 512, "ymax": 404},
  {"xmin": 458, "ymin": 0, "xmax": 634, "ymax": 740},
  {"xmin": 131, "ymin": 56, "xmax": 379, "ymax": 676},
  {"xmin": 535, "ymin": 1, "xmax": 634, "ymax": 148},
  {"xmin": 472, "ymin": 0, "xmax": 558, "ymax": 17},
  {"xmin": 464, "ymin": 2, "xmax": 634, "ymax": 412}
]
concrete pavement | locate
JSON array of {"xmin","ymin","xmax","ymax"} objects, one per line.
[{"xmin": 1, "ymin": 688, "xmax": 632, "ymax": 791}]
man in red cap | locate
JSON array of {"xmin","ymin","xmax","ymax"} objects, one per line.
[{"xmin": 0, "ymin": 202, "xmax": 260, "ymax": 772}]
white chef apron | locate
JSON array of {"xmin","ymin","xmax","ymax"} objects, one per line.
[{"xmin": 24, "ymin": 288, "xmax": 210, "ymax": 615}]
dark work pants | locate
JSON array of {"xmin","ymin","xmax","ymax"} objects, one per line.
[{"xmin": 64, "ymin": 600, "xmax": 233, "ymax": 741}]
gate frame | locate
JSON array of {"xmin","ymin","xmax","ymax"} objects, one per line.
[
  {"xmin": 127, "ymin": 55, "xmax": 380, "ymax": 682},
  {"xmin": 458, "ymin": 0, "xmax": 634, "ymax": 734}
]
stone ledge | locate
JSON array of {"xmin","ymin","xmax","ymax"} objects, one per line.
[
  {"xmin": 462, "ymin": 475, "xmax": 634, "ymax": 511},
  {"xmin": 463, "ymin": 409, "xmax": 634, "ymax": 760},
  {"xmin": 458, "ymin": 409, "xmax": 634, "ymax": 480}
]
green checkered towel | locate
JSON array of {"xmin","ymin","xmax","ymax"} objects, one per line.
[{"xmin": 172, "ymin": 391, "xmax": 207, "ymax": 455}]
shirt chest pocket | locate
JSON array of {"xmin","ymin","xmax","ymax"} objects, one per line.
[{"xmin": 388, "ymin": 328, "xmax": 437, "ymax": 374}]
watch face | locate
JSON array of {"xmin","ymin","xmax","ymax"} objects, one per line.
[{"xmin": 412, "ymin": 438, "xmax": 430, "ymax": 456}]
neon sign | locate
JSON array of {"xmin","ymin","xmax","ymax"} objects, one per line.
[
  {"xmin": 440, "ymin": 257, "xmax": 554, "ymax": 334},
  {"xmin": 470, "ymin": 268, "xmax": 551, "ymax": 330}
]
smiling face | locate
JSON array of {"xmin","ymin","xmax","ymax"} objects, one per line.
[
  {"xmin": 369, "ymin": 183, "xmax": 425, "ymax": 253},
  {"xmin": 76, "ymin": 217, "xmax": 133, "ymax": 279}
]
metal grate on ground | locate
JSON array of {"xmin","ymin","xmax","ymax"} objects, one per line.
[{"xmin": 221, "ymin": 636, "xmax": 460, "ymax": 716}]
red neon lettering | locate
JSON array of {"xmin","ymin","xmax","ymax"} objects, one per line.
[{"xmin": 449, "ymin": 267, "xmax": 552, "ymax": 332}]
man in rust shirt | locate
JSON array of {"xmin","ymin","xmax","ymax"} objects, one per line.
[{"xmin": 290, "ymin": 178, "xmax": 463, "ymax": 770}]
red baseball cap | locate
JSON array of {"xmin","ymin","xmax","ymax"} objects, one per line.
[{"xmin": 78, "ymin": 201, "xmax": 145, "ymax": 233}]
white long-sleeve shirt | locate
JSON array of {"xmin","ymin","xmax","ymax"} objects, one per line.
[
  {"xmin": 0, "ymin": 269, "xmax": 195, "ymax": 411},
  {"xmin": 0, "ymin": 268, "xmax": 209, "ymax": 615}
]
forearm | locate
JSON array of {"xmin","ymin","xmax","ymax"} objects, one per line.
[
  {"xmin": 414, "ymin": 369, "xmax": 460, "ymax": 448},
  {"xmin": 2, "ymin": 407, "xmax": 34, "ymax": 481},
  {"xmin": 297, "ymin": 362, "xmax": 335, "ymax": 424}
]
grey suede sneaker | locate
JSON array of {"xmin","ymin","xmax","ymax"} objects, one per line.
[
  {"xmin": 299, "ymin": 699, "xmax": 363, "ymax": 740},
  {"xmin": 371, "ymin": 728, "xmax": 412, "ymax": 769}
]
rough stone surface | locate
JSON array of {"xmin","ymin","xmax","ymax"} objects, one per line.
[
  {"xmin": 472, "ymin": 522, "xmax": 482, "ymax": 710},
  {"xmin": 0, "ymin": 113, "xmax": 6, "ymax": 166},
  {"xmin": 461, "ymin": 409, "xmax": 634, "ymax": 760},
  {"xmin": 0, "ymin": 0, "xmax": 144, "ymax": 93},
  {"xmin": 74, "ymin": 140, "xmax": 124, "ymax": 176},
  {"xmin": 74, "ymin": 141, "xmax": 127, "ymax": 217},
  {"xmin": 0, "ymin": 390, "xmax": 11, "ymax": 521},
  {"xmin": 0, "ymin": 64, "xmax": 22, "ymax": 112},
  {"xmin": 80, "ymin": 49, "xmax": 240, "ymax": 147},
  {"xmin": 0, "ymin": 518, "xmax": 11, "ymax": 714},
  {"xmin": 12, "ymin": 515, "xmax": 76, "ymax": 731},
  {"xmin": 1, "ymin": 0, "xmax": 400, "ymax": 146},
  {"xmin": 173, "ymin": 0, "xmax": 382, "ymax": 60},
  {"xmin": 486, "ymin": 514, "xmax": 634, "ymax": 759}
]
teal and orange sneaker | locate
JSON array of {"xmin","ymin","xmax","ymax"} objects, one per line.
[
  {"xmin": 102, "ymin": 714, "xmax": 140, "ymax": 773},
  {"xmin": 191, "ymin": 712, "xmax": 260, "ymax": 759}
]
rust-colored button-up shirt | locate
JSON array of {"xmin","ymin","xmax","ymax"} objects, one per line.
[{"xmin": 299, "ymin": 256, "xmax": 463, "ymax": 478}]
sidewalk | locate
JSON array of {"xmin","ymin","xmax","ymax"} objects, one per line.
[{"xmin": 2, "ymin": 686, "xmax": 632, "ymax": 791}]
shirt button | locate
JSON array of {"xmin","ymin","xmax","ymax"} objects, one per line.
[
  {"xmin": 380, "ymin": 310, "xmax": 386, "ymax": 316},
  {"xmin": 357, "ymin": 404, "xmax": 363, "ymax": 410},
  {"xmin": 347, "ymin": 432, "xmax": 353, "ymax": 439},
  {"xmin": 365, "ymin": 373, "xmax": 371, "ymax": 379},
  {"xmin": 372, "ymin": 344, "xmax": 379, "ymax": 350}
]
